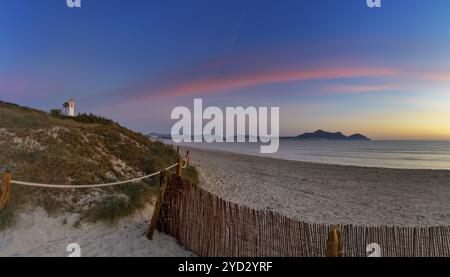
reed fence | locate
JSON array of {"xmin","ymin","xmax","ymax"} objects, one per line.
[{"xmin": 154, "ymin": 175, "xmax": 450, "ymax": 257}]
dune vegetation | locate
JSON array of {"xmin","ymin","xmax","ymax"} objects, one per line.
[{"xmin": 0, "ymin": 100, "xmax": 197, "ymax": 228}]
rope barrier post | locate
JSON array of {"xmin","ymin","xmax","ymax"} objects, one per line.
[
  {"xmin": 177, "ymin": 157, "xmax": 183, "ymax": 177},
  {"xmin": 0, "ymin": 171, "xmax": 11, "ymax": 213},
  {"xmin": 159, "ymin": 170, "xmax": 165, "ymax": 188},
  {"xmin": 147, "ymin": 172, "xmax": 168, "ymax": 240},
  {"xmin": 327, "ymin": 227, "xmax": 343, "ymax": 257}
]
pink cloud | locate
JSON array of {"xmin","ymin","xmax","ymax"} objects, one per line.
[
  {"xmin": 127, "ymin": 64, "xmax": 450, "ymax": 101},
  {"xmin": 0, "ymin": 77, "xmax": 30, "ymax": 93},
  {"xmin": 141, "ymin": 67, "xmax": 402, "ymax": 98},
  {"xmin": 0, "ymin": 74, "xmax": 58, "ymax": 101},
  {"xmin": 420, "ymin": 72, "xmax": 450, "ymax": 82},
  {"xmin": 320, "ymin": 84, "xmax": 408, "ymax": 95}
]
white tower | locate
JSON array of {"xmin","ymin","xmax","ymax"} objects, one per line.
[{"xmin": 69, "ymin": 97, "xmax": 75, "ymax": 117}]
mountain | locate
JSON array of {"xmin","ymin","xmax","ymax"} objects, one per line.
[
  {"xmin": 0, "ymin": 100, "xmax": 196, "ymax": 225},
  {"xmin": 347, "ymin": 133, "xmax": 371, "ymax": 141},
  {"xmin": 290, "ymin": 130, "xmax": 370, "ymax": 141}
]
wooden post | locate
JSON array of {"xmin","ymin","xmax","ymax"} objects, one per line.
[
  {"xmin": 0, "ymin": 171, "xmax": 11, "ymax": 213},
  {"xmin": 147, "ymin": 173, "xmax": 168, "ymax": 240},
  {"xmin": 159, "ymin": 170, "xmax": 165, "ymax": 188},
  {"xmin": 186, "ymin": 150, "xmax": 190, "ymax": 167},
  {"xmin": 177, "ymin": 157, "xmax": 183, "ymax": 177},
  {"xmin": 327, "ymin": 227, "xmax": 343, "ymax": 257}
]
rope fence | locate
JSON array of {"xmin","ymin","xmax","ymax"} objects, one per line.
[
  {"xmin": 9, "ymin": 163, "xmax": 178, "ymax": 189},
  {"xmin": 0, "ymin": 146, "xmax": 190, "ymax": 212}
]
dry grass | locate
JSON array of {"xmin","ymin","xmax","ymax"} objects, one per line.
[{"xmin": 0, "ymin": 100, "xmax": 198, "ymax": 225}]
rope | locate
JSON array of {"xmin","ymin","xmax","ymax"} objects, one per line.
[{"xmin": 10, "ymin": 163, "xmax": 179, "ymax": 189}]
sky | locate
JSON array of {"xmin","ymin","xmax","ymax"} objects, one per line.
[{"xmin": 1, "ymin": 0, "xmax": 450, "ymax": 139}]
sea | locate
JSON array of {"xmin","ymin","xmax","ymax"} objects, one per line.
[{"xmin": 166, "ymin": 139, "xmax": 450, "ymax": 170}]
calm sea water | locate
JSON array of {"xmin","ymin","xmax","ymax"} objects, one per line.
[{"xmin": 169, "ymin": 140, "xmax": 450, "ymax": 170}]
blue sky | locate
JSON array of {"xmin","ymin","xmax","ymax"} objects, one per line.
[{"xmin": 1, "ymin": 0, "xmax": 450, "ymax": 139}]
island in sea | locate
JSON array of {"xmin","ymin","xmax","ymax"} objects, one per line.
[{"xmin": 282, "ymin": 130, "xmax": 371, "ymax": 141}]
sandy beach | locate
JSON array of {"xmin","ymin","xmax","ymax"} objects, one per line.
[
  {"xmin": 0, "ymin": 205, "xmax": 194, "ymax": 257},
  {"xmin": 189, "ymin": 147, "xmax": 450, "ymax": 227},
  {"xmin": 1, "ymin": 146, "xmax": 449, "ymax": 257}
]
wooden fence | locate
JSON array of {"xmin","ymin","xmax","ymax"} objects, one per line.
[{"xmin": 154, "ymin": 175, "xmax": 450, "ymax": 257}]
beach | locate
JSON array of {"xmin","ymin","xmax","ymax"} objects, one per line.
[
  {"xmin": 189, "ymin": 147, "xmax": 450, "ymax": 227},
  {"xmin": 2, "ymin": 146, "xmax": 449, "ymax": 257},
  {"xmin": 0, "ymin": 205, "xmax": 194, "ymax": 257}
]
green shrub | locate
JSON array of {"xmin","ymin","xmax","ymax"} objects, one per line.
[
  {"xmin": 50, "ymin": 109, "xmax": 62, "ymax": 117},
  {"xmin": 81, "ymin": 182, "xmax": 155, "ymax": 224},
  {"xmin": 183, "ymin": 166, "xmax": 199, "ymax": 184},
  {"xmin": 72, "ymin": 113, "xmax": 116, "ymax": 125}
]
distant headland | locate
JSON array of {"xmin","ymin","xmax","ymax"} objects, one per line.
[
  {"xmin": 283, "ymin": 130, "xmax": 371, "ymax": 141},
  {"xmin": 149, "ymin": 130, "xmax": 370, "ymax": 141}
]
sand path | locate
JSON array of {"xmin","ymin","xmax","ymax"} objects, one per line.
[{"xmin": 0, "ymin": 205, "xmax": 194, "ymax": 257}]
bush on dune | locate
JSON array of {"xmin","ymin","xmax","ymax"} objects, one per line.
[{"xmin": 0, "ymin": 100, "xmax": 198, "ymax": 226}]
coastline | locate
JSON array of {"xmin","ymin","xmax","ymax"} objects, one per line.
[
  {"xmin": 169, "ymin": 139, "xmax": 450, "ymax": 170},
  {"xmin": 186, "ymin": 146, "xmax": 450, "ymax": 227}
]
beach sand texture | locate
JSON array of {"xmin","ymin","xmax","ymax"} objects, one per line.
[
  {"xmin": 0, "ymin": 205, "xmax": 193, "ymax": 257},
  {"xmin": 190, "ymin": 147, "xmax": 450, "ymax": 227}
]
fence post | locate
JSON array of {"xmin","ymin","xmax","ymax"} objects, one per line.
[
  {"xmin": 177, "ymin": 157, "xmax": 183, "ymax": 177},
  {"xmin": 0, "ymin": 171, "xmax": 11, "ymax": 213},
  {"xmin": 147, "ymin": 172, "xmax": 168, "ymax": 240},
  {"xmin": 327, "ymin": 227, "xmax": 343, "ymax": 257},
  {"xmin": 159, "ymin": 170, "xmax": 165, "ymax": 188},
  {"xmin": 186, "ymin": 150, "xmax": 190, "ymax": 167}
]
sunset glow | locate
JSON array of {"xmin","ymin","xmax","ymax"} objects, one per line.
[{"xmin": 1, "ymin": 0, "xmax": 450, "ymax": 139}]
